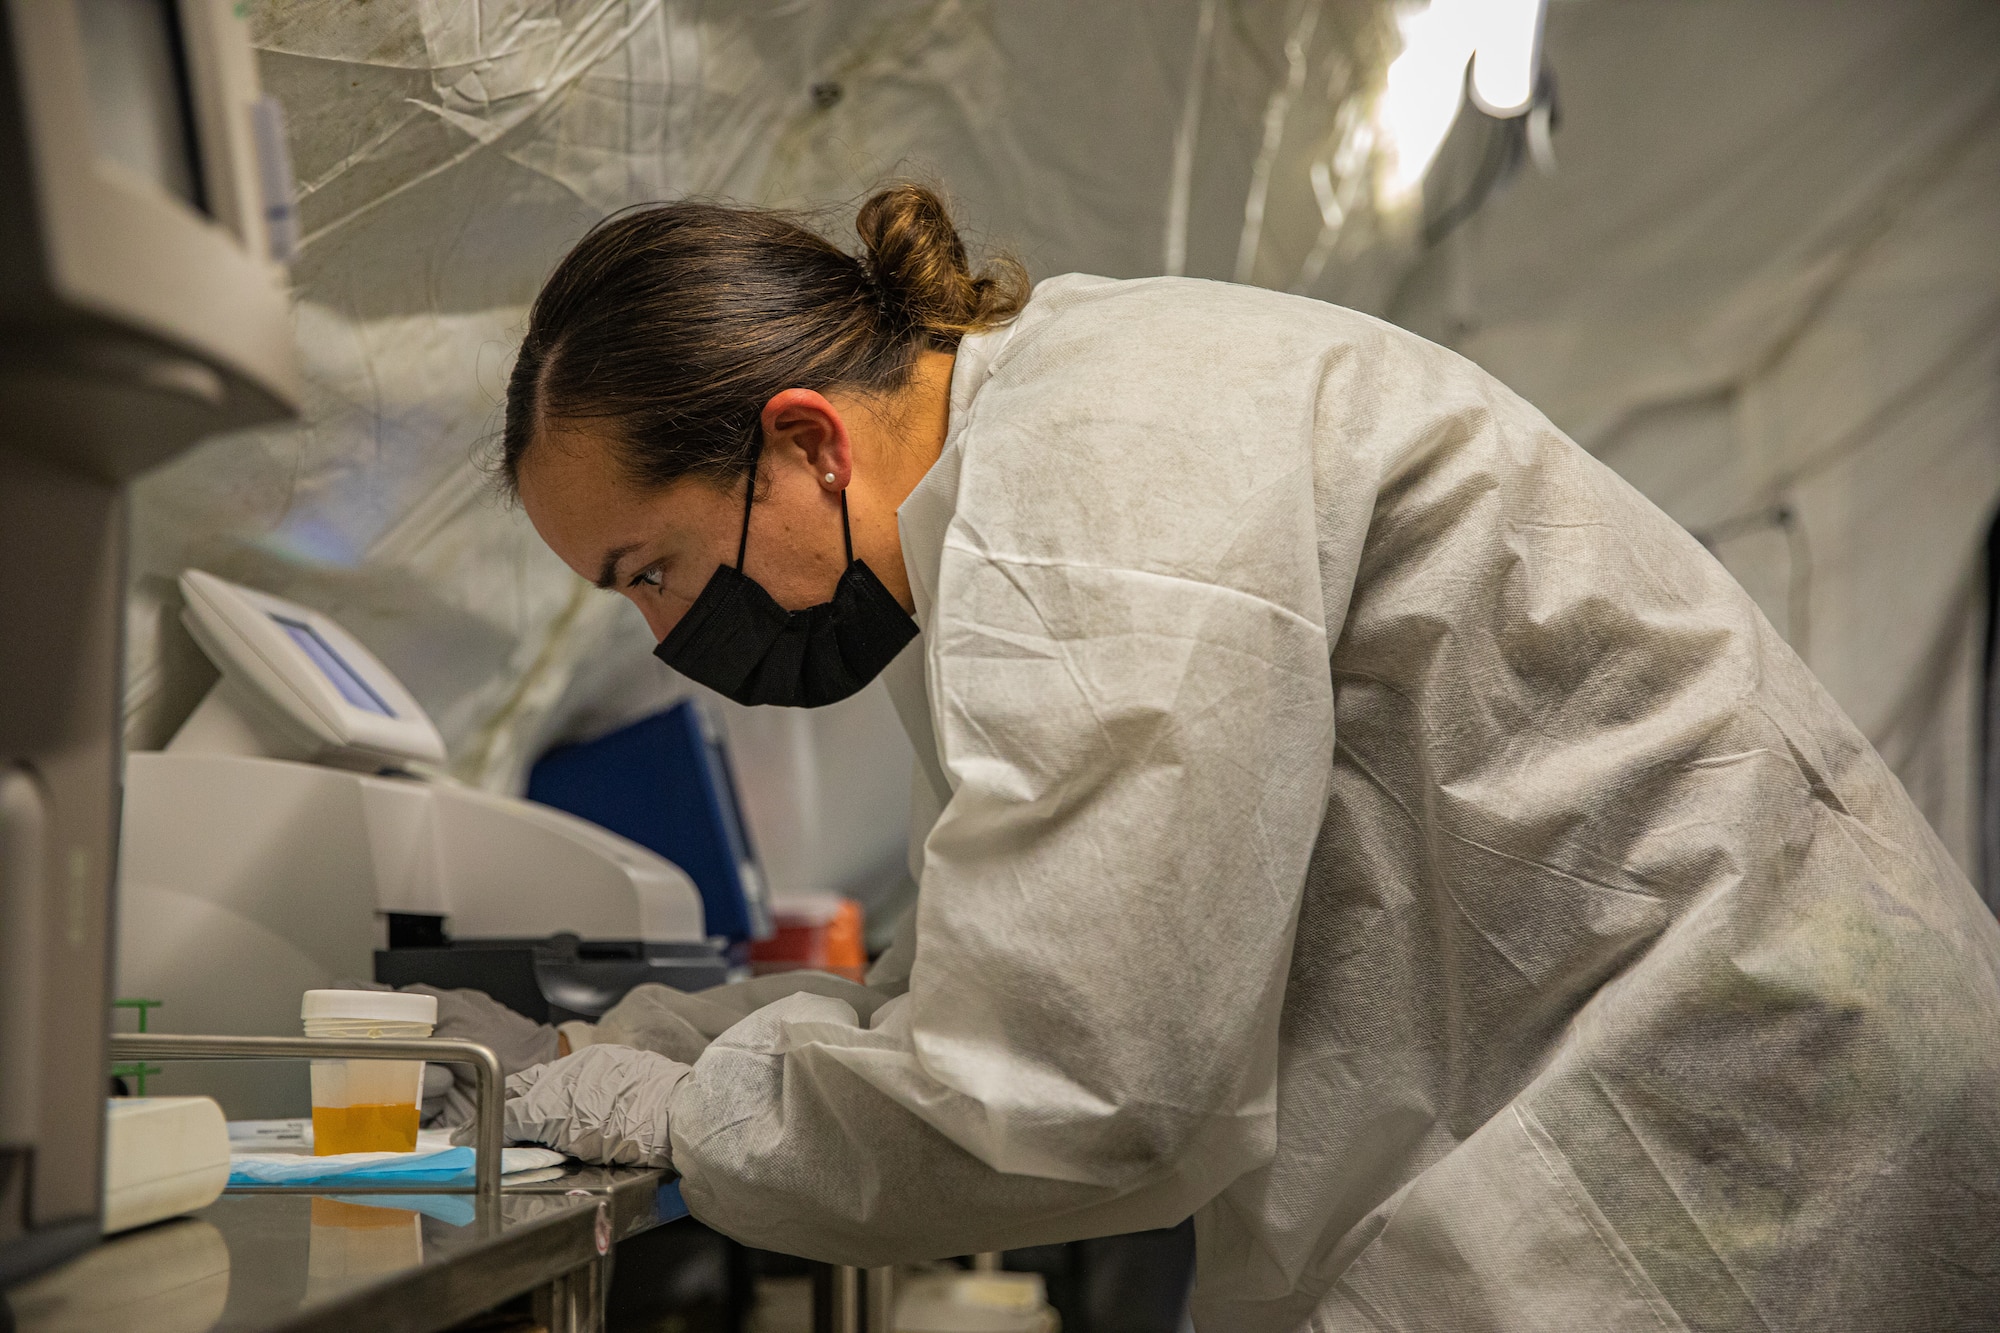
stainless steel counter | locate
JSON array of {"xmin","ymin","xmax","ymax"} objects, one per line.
[{"xmin": 3, "ymin": 1164, "xmax": 682, "ymax": 1333}]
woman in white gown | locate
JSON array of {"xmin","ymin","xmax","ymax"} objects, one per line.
[{"xmin": 495, "ymin": 185, "xmax": 2000, "ymax": 1332}]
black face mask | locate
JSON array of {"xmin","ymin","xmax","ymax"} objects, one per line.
[{"xmin": 654, "ymin": 459, "xmax": 918, "ymax": 708}]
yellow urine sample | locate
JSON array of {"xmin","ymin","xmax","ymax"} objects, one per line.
[{"xmin": 313, "ymin": 1102, "xmax": 421, "ymax": 1155}]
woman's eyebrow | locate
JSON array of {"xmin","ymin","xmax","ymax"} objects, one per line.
[{"xmin": 594, "ymin": 542, "xmax": 641, "ymax": 590}]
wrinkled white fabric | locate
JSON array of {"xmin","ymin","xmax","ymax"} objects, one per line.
[
  {"xmin": 662, "ymin": 275, "xmax": 2000, "ymax": 1330},
  {"xmin": 1392, "ymin": 1, "xmax": 2000, "ymax": 887},
  {"xmin": 476, "ymin": 1044, "xmax": 687, "ymax": 1168},
  {"xmin": 569, "ymin": 972, "xmax": 895, "ymax": 1066}
]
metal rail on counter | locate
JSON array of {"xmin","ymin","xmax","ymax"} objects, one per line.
[{"xmin": 107, "ymin": 1033, "xmax": 506, "ymax": 1200}]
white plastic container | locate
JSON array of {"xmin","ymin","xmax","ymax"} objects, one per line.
[
  {"xmin": 895, "ymin": 1272, "xmax": 1058, "ymax": 1332},
  {"xmin": 301, "ymin": 989, "xmax": 436, "ymax": 1155},
  {"xmin": 102, "ymin": 1096, "xmax": 231, "ymax": 1233}
]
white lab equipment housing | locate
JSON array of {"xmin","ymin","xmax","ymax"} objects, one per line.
[
  {"xmin": 117, "ymin": 571, "xmax": 717, "ymax": 1116},
  {"xmin": 171, "ymin": 569, "xmax": 447, "ymax": 770},
  {"xmin": 1, "ymin": 0, "xmax": 300, "ymax": 1280}
]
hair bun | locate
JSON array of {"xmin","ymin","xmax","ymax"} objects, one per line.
[{"xmin": 855, "ymin": 183, "xmax": 1028, "ymax": 346}]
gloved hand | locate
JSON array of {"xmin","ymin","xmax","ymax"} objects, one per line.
[
  {"xmin": 417, "ymin": 984, "xmax": 561, "ymax": 1127},
  {"xmin": 458, "ymin": 1044, "xmax": 689, "ymax": 1167},
  {"xmin": 568, "ymin": 971, "xmax": 891, "ymax": 1065},
  {"xmin": 337, "ymin": 981, "xmax": 560, "ymax": 1128}
]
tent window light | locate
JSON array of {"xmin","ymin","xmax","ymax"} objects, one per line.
[
  {"xmin": 1377, "ymin": 0, "xmax": 1476, "ymax": 203},
  {"xmin": 1470, "ymin": 0, "xmax": 1548, "ymax": 117},
  {"xmin": 1376, "ymin": 0, "xmax": 1548, "ymax": 205}
]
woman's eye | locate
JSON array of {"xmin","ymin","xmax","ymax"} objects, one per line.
[{"xmin": 629, "ymin": 568, "xmax": 664, "ymax": 591}]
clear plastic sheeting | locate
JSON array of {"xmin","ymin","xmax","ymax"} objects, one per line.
[{"xmin": 254, "ymin": 0, "xmax": 1428, "ymax": 319}]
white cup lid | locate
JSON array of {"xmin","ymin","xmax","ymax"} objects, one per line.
[{"xmin": 301, "ymin": 989, "xmax": 437, "ymax": 1025}]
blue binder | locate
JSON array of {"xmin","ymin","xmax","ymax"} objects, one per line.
[{"xmin": 527, "ymin": 700, "xmax": 770, "ymax": 944}]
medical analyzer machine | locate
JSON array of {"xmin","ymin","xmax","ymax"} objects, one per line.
[{"xmin": 117, "ymin": 570, "xmax": 731, "ymax": 1118}]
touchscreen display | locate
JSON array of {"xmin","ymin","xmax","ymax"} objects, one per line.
[
  {"xmin": 272, "ymin": 615, "xmax": 396, "ymax": 717},
  {"xmin": 78, "ymin": 0, "xmax": 207, "ymax": 215}
]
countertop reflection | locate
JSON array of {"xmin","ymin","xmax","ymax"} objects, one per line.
[{"xmin": 5, "ymin": 1166, "xmax": 677, "ymax": 1333}]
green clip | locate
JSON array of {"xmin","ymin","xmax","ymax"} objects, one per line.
[
  {"xmin": 109, "ymin": 1062, "xmax": 163, "ymax": 1097},
  {"xmin": 111, "ymin": 999, "xmax": 165, "ymax": 1094}
]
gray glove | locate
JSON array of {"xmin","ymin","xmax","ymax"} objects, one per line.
[
  {"xmin": 339, "ymin": 981, "xmax": 560, "ymax": 1128},
  {"xmin": 576, "ymin": 972, "xmax": 892, "ymax": 1065},
  {"xmin": 460, "ymin": 1044, "xmax": 688, "ymax": 1167},
  {"xmin": 417, "ymin": 984, "xmax": 561, "ymax": 1127}
]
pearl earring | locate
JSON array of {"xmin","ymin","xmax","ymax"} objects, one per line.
[{"xmin": 824, "ymin": 473, "xmax": 837, "ymax": 485}]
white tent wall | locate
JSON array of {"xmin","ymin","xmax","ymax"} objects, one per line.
[
  {"xmin": 122, "ymin": 0, "xmax": 1998, "ymax": 917},
  {"xmin": 1392, "ymin": 0, "xmax": 2000, "ymax": 887}
]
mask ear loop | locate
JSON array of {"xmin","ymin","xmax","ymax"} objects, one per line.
[
  {"xmin": 737, "ymin": 442, "xmax": 854, "ymax": 570},
  {"xmin": 734, "ymin": 444, "xmax": 761, "ymax": 572}
]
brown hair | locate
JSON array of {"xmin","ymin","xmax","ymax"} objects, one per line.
[{"xmin": 501, "ymin": 184, "xmax": 1028, "ymax": 494}]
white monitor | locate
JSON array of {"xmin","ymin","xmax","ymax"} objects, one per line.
[
  {"xmin": 173, "ymin": 569, "xmax": 447, "ymax": 770},
  {"xmin": 0, "ymin": 0, "xmax": 300, "ymax": 479}
]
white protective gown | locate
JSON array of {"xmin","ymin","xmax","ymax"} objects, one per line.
[{"xmin": 668, "ymin": 275, "xmax": 2000, "ymax": 1331}]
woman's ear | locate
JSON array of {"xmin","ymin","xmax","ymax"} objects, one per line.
[{"xmin": 761, "ymin": 389, "xmax": 852, "ymax": 491}]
